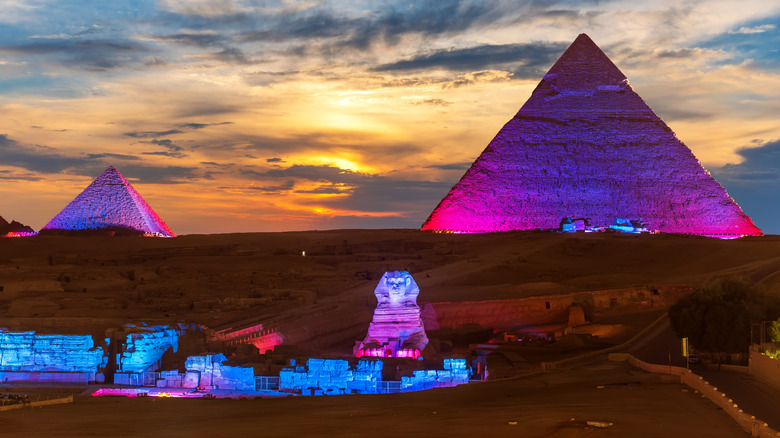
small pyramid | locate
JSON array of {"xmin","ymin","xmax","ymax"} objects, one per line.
[
  {"xmin": 0, "ymin": 215, "xmax": 35, "ymax": 236},
  {"xmin": 42, "ymin": 167, "xmax": 175, "ymax": 237},
  {"xmin": 422, "ymin": 34, "xmax": 761, "ymax": 237}
]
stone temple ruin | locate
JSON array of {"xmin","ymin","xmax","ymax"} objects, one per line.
[
  {"xmin": 354, "ymin": 271, "xmax": 429, "ymax": 359},
  {"xmin": 41, "ymin": 166, "xmax": 175, "ymax": 237},
  {"xmin": 422, "ymin": 33, "xmax": 761, "ymax": 238}
]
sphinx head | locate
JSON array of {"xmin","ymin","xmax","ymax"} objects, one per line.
[{"xmin": 375, "ymin": 271, "xmax": 419, "ymax": 306}]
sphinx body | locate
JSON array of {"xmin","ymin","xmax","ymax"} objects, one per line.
[{"xmin": 355, "ymin": 271, "xmax": 428, "ymax": 359}]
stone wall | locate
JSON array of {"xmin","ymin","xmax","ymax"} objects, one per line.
[
  {"xmin": 425, "ymin": 285, "xmax": 691, "ymax": 329},
  {"xmin": 0, "ymin": 329, "xmax": 104, "ymax": 380},
  {"xmin": 611, "ymin": 353, "xmax": 779, "ymax": 437},
  {"xmin": 185, "ymin": 354, "xmax": 254, "ymax": 390},
  {"xmin": 400, "ymin": 358, "xmax": 471, "ymax": 391},
  {"xmin": 749, "ymin": 350, "xmax": 780, "ymax": 392},
  {"xmin": 118, "ymin": 325, "xmax": 184, "ymax": 373},
  {"xmin": 279, "ymin": 357, "xmax": 470, "ymax": 395}
]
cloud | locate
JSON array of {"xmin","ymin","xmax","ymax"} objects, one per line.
[
  {"xmin": 140, "ymin": 139, "xmax": 186, "ymax": 158},
  {"xmin": 221, "ymin": 180, "xmax": 296, "ymax": 194},
  {"xmin": 124, "ymin": 130, "xmax": 184, "ymax": 139},
  {"xmin": 714, "ymin": 140, "xmax": 780, "ymax": 182},
  {"xmin": 148, "ymin": 31, "xmax": 228, "ymax": 47},
  {"xmin": 112, "ymin": 165, "xmax": 202, "ymax": 184},
  {"xmin": 85, "ymin": 153, "xmax": 141, "ymax": 161},
  {"xmin": 711, "ymin": 139, "xmax": 780, "ymax": 234},
  {"xmin": 240, "ymin": 164, "xmax": 453, "ymax": 213},
  {"xmin": 411, "ymin": 98, "xmax": 452, "ymax": 106},
  {"xmin": 266, "ymin": 157, "xmax": 285, "ymax": 163},
  {"xmin": 177, "ymin": 122, "xmax": 233, "ymax": 130},
  {"xmin": 0, "ymin": 39, "xmax": 149, "ymax": 71},
  {"xmin": 425, "ymin": 162, "xmax": 472, "ymax": 171},
  {"xmin": 200, "ymin": 161, "xmax": 233, "ymax": 168},
  {"xmin": 0, "ymin": 134, "xmax": 90, "ymax": 173},
  {"xmin": 239, "ymin": 0, "xmax": 510, "ymax": 51},
  {"xmin": 372, "ymin": 42, "xmax": 568, "ymax": 77},
  {"xmin": 730, "ymin": 24, "xmax": 776, "ymax": 34},
  {"xmin": 0, "ymin": 169, "xmax": 43, "ymax": 181},
  {"xmin": 0, "ymin": 134, "xmax": 201, "ymax": 184},
  {"xmin": 207, "ymin": 46, "xmax": 253, "ymax": 64}
]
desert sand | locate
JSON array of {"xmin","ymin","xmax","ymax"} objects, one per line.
[
  {"xmin": 0, "ymin": 361, "xmax": 748, "ymax": 437},
  {"xmin": 3, "ymin": 230, "xmax": 779, "ymax": 436},
  {"xmin": 3, "ymin": 230, "xmax": 779, "ymax": 334}
]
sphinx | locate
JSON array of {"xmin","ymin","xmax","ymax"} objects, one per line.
[{"xmin": 354, "ymin": 271, "xmax": 429, "ymax": 359}]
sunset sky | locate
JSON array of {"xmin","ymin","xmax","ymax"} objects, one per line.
[{"xmin": 1, "ymin": 0, "xmax": 780, "ymax": 235}]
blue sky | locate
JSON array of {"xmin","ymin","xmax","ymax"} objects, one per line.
[{"xmin": 1, "ymin": 0, "xmax": 779, "ymax": 234}]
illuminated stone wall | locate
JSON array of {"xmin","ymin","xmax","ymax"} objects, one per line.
[
  {"xmin": 41, "ymin": 166, "xmax": 175, "ymax": 237},
  {"xmin": 423, "ymin": 34, "xmax": 761, "ymax": 237},
  {"xmin": 280, "ymin": 358, "xmax": 384, "ymax": 395},
  {"xmin": 401, "ymin": 358, "xmax": 471, "ymax": 391},
  {"xmin": 184, "ymin": 354, "xmax": 254, "ymax": 390},
  {"xmin": 0, "ymin": 329, "xmax": 104, "ymax": 380},
  {"xmin": 118, "ymin": 325, "xmax": 183, "ymax": 373},
  {"xmin": 279, "ymin": 358, "xmax": 469, "ymax": 395}
]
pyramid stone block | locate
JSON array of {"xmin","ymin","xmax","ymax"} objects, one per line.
[
  {"xmin": 42, "ymin": 166, "xmax": 175, "ymax": 237},
  {"xmin": 422, "ymin": 34, "xmax": 761, "ymax": 238}
]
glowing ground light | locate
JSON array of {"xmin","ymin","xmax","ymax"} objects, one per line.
[
  {"xmin": 356, "ymin": 348, "xmax": 422, "ymax": 359},
  {"xmin": 2, "ymin": 232, "xmax": 38, "ymax": 237}
]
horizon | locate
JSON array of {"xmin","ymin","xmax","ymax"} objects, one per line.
[{"xmin": 1, "ymin": 1, "xmax": 779, "ymax": 235}]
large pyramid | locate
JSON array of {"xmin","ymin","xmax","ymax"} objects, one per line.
[
  {"xmin": 42, "ymin": 166, "xmax": 176, "ymax": 237},
  {"xmin": 422, "ymin": 34, "xmax": 761, "ymax": 237}
]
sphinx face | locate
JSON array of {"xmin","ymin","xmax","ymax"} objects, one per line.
[{"xmin": 386, "ymin": 275, "xmax": 411, "ymax": 306}]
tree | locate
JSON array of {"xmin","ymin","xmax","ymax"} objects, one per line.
[
  {"xmin": 770, "ymin": 318, "xmax": 780, "ymax": 345},
  {"xmin": 669, "ymin": 277, "xmax": 780, "ymax": 355}
]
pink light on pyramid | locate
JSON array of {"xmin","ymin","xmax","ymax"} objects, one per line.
[
  {"xmin": 422, "ymin": 34, "xmax": 762, "ymax": 238},
  {"xmin": 42, "ymin": 166, "xmax": 176, "ymax": 237}
]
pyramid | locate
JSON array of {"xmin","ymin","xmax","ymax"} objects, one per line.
[
  {"xmin": 0, "ymin": 215, "xmax": 35, "ymax": 237},
  {"xmin": 41, "ymin": 166, "xmax": 176, "ymax": 237},
  {"xmin": 422, "ymin": 34, "xmax": 761, "ymax": 237}
]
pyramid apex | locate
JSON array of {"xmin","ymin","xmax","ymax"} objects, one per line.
[{"xmin": 542, "ymin": 33, "xmax": 626, "ymax": 90}]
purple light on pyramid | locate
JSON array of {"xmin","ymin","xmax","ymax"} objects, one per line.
[
  {"xmin": 422, "ymin": 34, "xmax": 761, "ymax": 238},
  {"xmin": 42, "ymin": 166, "xmax": 176, "ymax": 237},
  {"xmin": 355, "ymin": 271, "xmax": 428, "ymax": 358}
]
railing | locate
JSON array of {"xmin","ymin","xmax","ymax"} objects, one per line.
[
  {"xmin": 378, "ymin": 381, "xmax": 401, "ymax": 394},
  {"xmin": 255, "ymin": 376, "xmax": 279, "ymax": 391}
]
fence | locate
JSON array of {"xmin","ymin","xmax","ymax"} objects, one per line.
[
  {"xmin": 378, "ymin": 381, "xmax": 401, "ymax": 394},
  {"xmin": 114, "ymin": 372, "xmax": 165, "ymax": 387},
  {"xmin": 610, "ymin": 353, "xmax": 780, "ymax": 438},
  {"xmin": 255, "ymin": 376, "xmax": 279, "ymax": 391}
]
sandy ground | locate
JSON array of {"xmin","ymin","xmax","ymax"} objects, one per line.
[
  {"xmin": 2, "ymin": 230, "xmax": 780, "ymax": 336},
  {"xmin": 3, "ymin": 230, "xmax": 778, "ymax": 436},
  {"xmin": 0, "ymin": 361, "xmax": 746, "ymax": 437}
]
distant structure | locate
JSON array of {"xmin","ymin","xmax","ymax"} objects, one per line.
[
  {"xmin": 41, "ymin": 166, "xmax": 175, "ymax": 237},
  {"xmin": 355, "ymin": 271, "xmax": 428, "ymax": 359},
  {"xmin": 0, "ymin": 215, "xmax": 36, "ymax": 237},
  {"xmin": 422, "ymin": 33, "xmax": 761, "ymax": 238}
]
